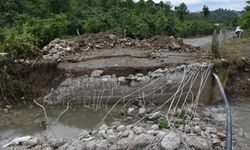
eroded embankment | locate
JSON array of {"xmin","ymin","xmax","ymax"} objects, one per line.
[
  {"xmin": 1, "ymin": 58, "xmax": 248, "ymax": 107},
  {"xmin": 0, "ymin": 60, "xmax": 65, "ymax": 105},
  {"xmin": 0, "ymin": 32, "xmax": 248, "ymax": 106},
  {"xmin": 225, "ymin": 63, "xmax": 250, "ymax": 99}
]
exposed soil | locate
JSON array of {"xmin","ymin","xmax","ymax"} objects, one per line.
[
  {"xmin": 225, "ymin": 63, "xmax": 250, "ymax": 99},
  {"xmin": 0, "ymin": 60, "xmax": 66, "ymax": 105}
]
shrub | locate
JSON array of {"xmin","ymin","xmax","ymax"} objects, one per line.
[
  {"xmin": 1, "ymin": 29, "xmax": 39, "ymax": 59},
  {"xmin": 157, "ymin": 117, "xmax": 169, "ymax": 129},
  {"xmin": 24, "ymin": 15, "xmax": 69, "ymax": 47}
]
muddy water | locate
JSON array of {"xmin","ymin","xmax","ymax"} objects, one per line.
[
  {"xmin": 208, "ymin": 100, "xmax": 250, "ymax": 149},
  {"xmin": 0, "ymin": 105, "xmax": 124, "ymax": 147},
  {"xmin": 231, "ymin": 101, "xmax": 250, "ymax": 148}
]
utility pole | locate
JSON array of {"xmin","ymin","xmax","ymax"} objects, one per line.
[{"xmin": 211, "ymin": 29, "xmax": 221, "ymax": 59}]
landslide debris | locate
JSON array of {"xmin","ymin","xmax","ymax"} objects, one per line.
[{"xmin": 42, "ymin": 32, "xmax": 200, "ymax": 62}]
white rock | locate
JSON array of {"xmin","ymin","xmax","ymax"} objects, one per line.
[
  {"xmin": 151, "ymin": 124, "xmax": 160, "ymax": 130},
  {"xmin": 66, "ymin": 47, "xmax": 72, "ymax": 52},
  {"xmin": 91, "ymin": 70, "xmax": 104, "ymax": 77},
  {"xmin": 99, "ymin": 124, "xmax": 109, "ymax": 131},
  {"xmin": 146, "ymin": 130, "xmax": 158, "ymax": 136},
  {"xmin": 139, "ymin": 107, "xmax": 147, "ymax": 115},
  {"xmin": 117, "ymin": 125, "xmax": 126, "ymax": 132},
  {"xmin": 194, "ymin": 126, "xmax": 202, "ymax": 135},
  {"xmin": 3, "ymin": 136, "xmax": 32, "ymax": 148},
  {"xmin": 135, "ymin": 73, "xmax": 144, "ymax": 77},
  {"xmin": 133, "ymin": 134, "xmax": 155, "ymax": 148},
  {"xmin": 118, "ymin": 77, "xmax": 126, "ymax": 83},
  {"xmin": 193, "ymin": 117, "xmax": 201, "ymax": 122},
  {"xmin": 160, "ymin": 132, "xmax": 181, "ymax": 150},
  {"xmin": 133, "ymin": 126, "xmax": 145, "ymax": 135},
  {"xmin": 96, "ymin": 139, "xmax": 109, "ymax": 150},
  {"xmin": 137, "ymin": 76, "xmax": 151, "ymax": 83},
  {"xmin": 127, "ymin": 107, "xmax": 137, "ymax": 116},
  {"xmin": 85, "ymin": 140, "xmax": 96, "ymax": 149},
  {"xmin": 185, "ymin": 135, "xmax": 212, "ymax": 150},
  {"xmin": 148, "ymin": 111, "xmax": 162, "ymax": 120},
  {"xmin": 206, "ymin": 127, "xmax": 217, "ymax": 134},
  {"xmin": 185, "ymin": 125, "xmax": 191, "ymax": 133}
]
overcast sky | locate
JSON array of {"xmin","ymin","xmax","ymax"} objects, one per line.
[{"xmin": 149, "ymin": 0, "xmax": 246, "ymax": 12}]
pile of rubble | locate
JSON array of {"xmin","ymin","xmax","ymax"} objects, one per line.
[
  {"xmin": 41, "ymin": 32, "xmax": 200, "ymax": 62},
  {"xmin": 42, "ymin": 39, "xmax": 79, "ymax": 62},
  {"xmin": 3, "ymin": 105, "xmax": 227, "ymax": 150}
]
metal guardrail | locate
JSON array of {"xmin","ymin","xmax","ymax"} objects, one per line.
[{"xmin": 212, "ymin": 73, "xmax": 232, "ymax": 150}]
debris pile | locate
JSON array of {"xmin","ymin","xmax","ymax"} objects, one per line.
[
  {"xmin": 42, "ymin": 38, "xmax": 79, "ymax": 62},
  {"xmin": 41, "ymin": 32, "xmax": 200, "ymax": 62}
]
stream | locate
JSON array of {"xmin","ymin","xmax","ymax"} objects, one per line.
[
  {"xmin": 208, "ymin": 100, "xmax": 250, "ymax": 149},
  {"xmin": 0, "ymin": 105, "xmax": 125, "ymax": 147},
  {"xmin": 0, "ymin": 100, "xmax": 250, "ymax": 148}
]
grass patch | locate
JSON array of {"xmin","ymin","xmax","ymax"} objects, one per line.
[
  {"xmin": 157, "ymin": 117, "xmax": 169, "ymax": 129},
  {"xmin": 219, "ymin": 37, "xmax": 250, "ymax": 63}
]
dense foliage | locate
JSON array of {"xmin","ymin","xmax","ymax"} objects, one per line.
[
  {"xmin": 241, "ymin": 1, "xmax": 250, "ymax": 35},
  {"xmin": 0, "ymin": 0, "xmax": 238, "ymax": 58},
  {"xmin": 202, "ymin": 5, "xmax": 209, "ymax": 18}
]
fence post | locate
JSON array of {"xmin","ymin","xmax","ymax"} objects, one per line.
[{"xmin": 211, "ymin": 29, "xmax": 221, "ymax": 59}]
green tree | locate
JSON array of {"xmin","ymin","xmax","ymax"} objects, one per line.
[
  {"xmin": 240, "ymin": 0, "xmax": 250, "ymax": 29},
  {"xmin": 175, "ymin": 3, "xmax": 188, "ymax": 21},
  {"xmin": 202, "ymin": 5, "xmax": 209, "ymax": 18},
  {"xmin": 138, "ymin": 0, "xmax": 146, "ymax": 10},
  {"xmin": 245, "ymin": 0, "xmax": 250, "ymax": 11},
  {"xmin": 146, "ymin": 0, "xmax": 155, "ymax": 6},
  {"xmin": 232, "ymin": 17, "xmax": 239, "ymax": 27},
  {"xmin": 50, "ymin": 0, "xmax": 71, "ymax": 13},
  {"xmin": 0, "ymin": 0, "xmax": 25, "ymax": 26},
  {"xmin": 1, "ymin": 28, "xmax": 39, "ymax": 59}
]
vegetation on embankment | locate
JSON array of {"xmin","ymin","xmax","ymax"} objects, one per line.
[
  {"xmin": 0, "ymin": 60, "xmax": 33, "ymax": 105},
  {"xmin": 215, "ymin": 37, "xmax": 250, "ymax": 99},
  {"xmin": 240, "ymin": 1, "xmax": 250, "ymax": 36},
  {"xmin": 0, "ymin": 59, "xmax": 65, "ymax": 106},
  {"xmin": 220, "ymin": 37, "xmax": 250, "ymax": 63}
]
